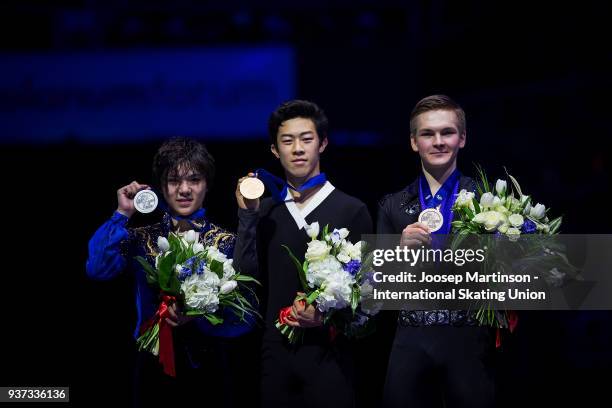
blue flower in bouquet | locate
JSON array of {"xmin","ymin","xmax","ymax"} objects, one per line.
[
  {"xmin": 343, "ymin": 259, "xmax": 361, "ymax": 276},
  {"xmin": 178, "ymin": 264, "xmax": 192, "ymax": 281},
  {"xmin": 178, "ymin": 256, "xmax": 205, "ymax": 281},
  {"xmin": 521, "ymin": 219, "xmax": 537, "ymax": 234}
]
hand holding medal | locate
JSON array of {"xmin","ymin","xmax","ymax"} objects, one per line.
[
  {"xmin": 116, "ymin": 181, "xmax": 157, "ymax": 218},
  {"xmin": 236, "ymin": 172, "xmax": 263, "ymax": 210}
]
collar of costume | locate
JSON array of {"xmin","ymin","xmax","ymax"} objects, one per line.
[
  {"xmin": 255, "ymin": 168, "xmax": 327, "ymax": 203},
  {"xmin": 159, "ymin": 204, "xmax": 207, "ymax": 232}
]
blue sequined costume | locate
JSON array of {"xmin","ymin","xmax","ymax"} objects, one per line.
[{"xmin": 86, "ymin": 211, "xmax": 253, "ymax": 339}]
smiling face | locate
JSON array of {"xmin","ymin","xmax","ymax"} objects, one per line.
[
  {"xmin": 162, "ymin": 166, "xmax": 207, "ymax": 217},
  {"xmin": 271, "ymin": 117, "xmax": 328, "ymax": 185},
  {"xmin": 410, "ymin": 109, "xmax": 466, "ymax": 172}
]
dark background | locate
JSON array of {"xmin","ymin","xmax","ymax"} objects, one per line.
[{"xmin": 1, "ymin": 1, "xmax": 611, "ymax": 406}]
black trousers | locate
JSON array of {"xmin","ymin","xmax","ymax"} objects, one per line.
[
  {"xmin": 132, "ymin": 324, "xmax": 258, "ymax": 408},
  {"xmin": 383, "ymin": 325, "xmax": 496, "ymax": 408},
  {"xmin": 260, "ymin": 338, "xmax": 355, "ymax": 408}
]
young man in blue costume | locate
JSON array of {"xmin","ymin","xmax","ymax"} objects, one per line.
[
  {"xmin": 233, "ymin": 100, "xmax": 373, "ymax": 407},
  {"xmin": 378, "ymin": 95, "xmax": 495, "ymax": 408},
  {"xmin": 87, "ymin": 137, "xmax": 252, "ymax": 407}
]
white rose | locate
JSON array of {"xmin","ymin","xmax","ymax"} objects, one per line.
[
  {"xmin": 495, "ymin": 179, "xmax": 507, "ymax": 196},
  {"xmin": 506, "ymin": 227, "xmax": 521, "ymax": 241},
  {"xmin": 337, "ymin": 241, "xmax": 362, "ymax": 263},
  {"xmin": 336, "ymin": 253, "xmax": 351, "ymax": 263},
  {"xmin": 305, "ymin": 240, "xmax": 331, "ymax": 262},
  {"xmin": 220, "ymin": 280, "xmax": 238, "ymax": 294},
  {"xmin": 473, "ymin": 212, "xmax": 487, "ymax": 224},
  {"xmin": 508, "ymin": 214, "xmax": 524, "ymax": 228},
  {"xmin": 480, "ymin": 192, "xmax": 495, "ymax": 208},
  {"xmin": 530, "ymin": 203, "xmax": 546, "ymax": 220},
  {"xmin": 305, "ymin": 222, "xmax": 320, "ymax": 240},
  {"xmin": 483, "ymin": 211, "xmax": 503, "ymax": 232},
  {"xmin": 498, "ymin": 223, "xmax": 509, "ymax": 234},
  {"xmin": 193, "ymin": 242, "xmax": 205, "ymax": 254},
  {"xmin": 157, "ymin": 236, "xmax": 170, "ymax": 252}
]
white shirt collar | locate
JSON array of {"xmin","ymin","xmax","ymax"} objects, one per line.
[{"xmin": 284, "ymin": 181, "xmax": 335, "ymax": 229}]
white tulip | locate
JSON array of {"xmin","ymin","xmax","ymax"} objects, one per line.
[
  {"xmin": 495, "ymin": 179, "xmax": 507, "ymax": 196},
  {"xmin": 157, "ymin": 236, "xmax": 170, "ymax": 252},
  {"xmin": 184, "ymin": 230, "xmax": 197, "ymax": 244},
  {"xmin": 480, "ymin": 192, "xmax": 494, "ymax": 208},
  {"xmin": 305, "ymin": 222, "xmax": 320, "ymax": 240},
  {"xmin": 220, "ymin": 280, "xmax": 238, "ymax": 294},
  {"xmin": 508, "ymin": 214, "xmax": 524, "ymax": 228},
  {"xmin": 193, "ymin": 242, "xmax": 205, "ymax": 254},
  {"xmin": 529, "ymin": 203, "xmax": 546, "ymax": 220},
  {"xmin": 455, "ymin": 189, "xmax": 475, "ymax": 208},
  {"xmin": 520, "ymin": 195, "xmax": 530, "ymax": 204},
  {"xmin": 491, "ymin": 196, "xmax": 502, "ymax": 208}
]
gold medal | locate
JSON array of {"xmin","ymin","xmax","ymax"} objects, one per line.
[{"xmin": 239, "ymin": 177, "xmax": 265, "ymax": 199}]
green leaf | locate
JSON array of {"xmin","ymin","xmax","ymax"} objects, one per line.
[
  {"xmin": 204, "ymin": 314, "xmax": 224, "ymax": 325},
  {"xmin": 322, "ymin": 224, "xmax": 330, "ymax": 239},
  {"xmin": 158, "ymin": 252, "xmax": 177, "ymax": 292},
  {"xmin": 135, "ymin": 256, "xmax": 158, "ymax": 285},
  {"xmin": 282, "ymin": 245, "xmax": 309, "ymax": 291},
  {"xmin": 549, "ymin": 216, "xmax": 563, "ymax": 234},
  {"xmin": 306, "ymin": 289, "xmax": 321, "ymax": 305},
  {"xmin": 472, "ymin": 197, "xmax": 481, "ymax": 213},
  {"xmin": 506, "ymin": 170, "xmax": 523, "ymax": 198},
  {"xmin": 209, "ymin": 259, "xmax": 224, "ymax": 279},
  {"xmin": 350, "ymin": 286, "xmax": 360, "ymax": 312}
]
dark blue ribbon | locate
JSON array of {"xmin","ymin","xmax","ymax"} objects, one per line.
[
  {"xmin": 156, "ymin": 192, "xmax": 207, "ymax": 231},
  {"xmin": 418, "ymin": 169, "xmax": 461, "ymax": 235},
  {"xmin": 254, "ymin": 169, "xmax": 327, "ymax": 202}
]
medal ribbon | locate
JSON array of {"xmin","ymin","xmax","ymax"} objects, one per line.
[
  {"xmin": 254, "ymin": 169, "xmax": 327, "ymax": 203},
  {"xmin": 418, "ymin": 169, "xmax": 461, "ymax": 235}
]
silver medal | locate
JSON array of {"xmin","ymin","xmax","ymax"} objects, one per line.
[
  {"xmin": 134, "ymin": 189, "xmax": 158, "ymax": 214},
  {"xmin": 418, "ymin": 208, "xmax": 444, "ymax": 232}
]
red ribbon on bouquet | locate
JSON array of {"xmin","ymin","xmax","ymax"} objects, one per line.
[
  {"xmin": 140, "ymin": 294, "xmax": 177, "ymax": 377},
  {"xmin": 278, "ymin": 306, "xmax": 296, "ymax": 325},
  {"xmin": 278, "ymin": 300, "xmax": 337, "ymax": 342},
  {"xmin": 495, "ymin": 311, "xmax": 519, "ymax": 348}
]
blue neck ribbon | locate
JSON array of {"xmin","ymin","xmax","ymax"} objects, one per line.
[
  {"xmin": 255, "ymin": 169, "xmax": 327, "ymax": 202},
  {"xmin": 418, "ymin": 169, "xmax": 461, "ymax": 235},
  {"xmin": 157, "ymin": 195, "xmax": 207, "ymax": 231}
]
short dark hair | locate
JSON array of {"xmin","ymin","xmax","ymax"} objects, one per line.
[
  {"xmin": 268, "ymin": 99, "xmax": 328, "ymax": 146},
  {"xmin": 410, "ymin": 94, "xmax": 466, "ymax": 135},
  {"xmin": 152, "ymin": 137, "xmax": 215, "ymax": 191}
]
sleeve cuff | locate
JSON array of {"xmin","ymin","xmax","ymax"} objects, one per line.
[{"xmin": 111, "ymin": 211, "xmax": 130, "ymax": 225}]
